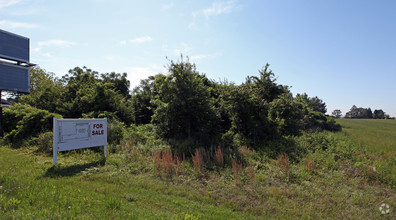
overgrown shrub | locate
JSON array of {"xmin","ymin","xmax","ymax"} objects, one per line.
[
  {"xmin": 151, "ymin": 58, "xmax": 219, "ymax": 153},
  {"xmin": 3, "ymin": 104, "xmax": 61, "ymax": 144},
  {"xmin": 32, "ymin": 132, "xmax": 53, "ymax": 153},
  {"xmin": 106, "ymin": 119, "xmax": 125, "ymax": 146}
]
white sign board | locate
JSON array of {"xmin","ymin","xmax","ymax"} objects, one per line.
[{"xmin": 53, "ymin": 118, "xmax": 107, "ymax": 165}]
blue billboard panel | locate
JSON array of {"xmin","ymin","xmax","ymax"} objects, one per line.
[
  {"xmin": 0, "ymin": 29, "xmax": 30, "ymax": 63},
  {"xmin": 0, "ymin": 63, "xmax": 30, "ymax": 93}
]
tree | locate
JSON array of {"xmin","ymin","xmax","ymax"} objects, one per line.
[
  {"xmin": 309, "ymin": 96, "xmax": 327, "ymax": 113},
  {"xmin": 131, "ymin": 75, "xmax": 159, "ymax": 125},
  {"xmin": 295, "ymin": 93, "xmax": 327, "ymax": 114},
  {"xmin": 151, "ymin": 57, "xmax": 218, "ymax": 151},
  {"xmin": 247, "ymin": 63, "xmax": 289, "ymax": 102},
  {"xmin": 331, "ymin": 109, "xmax": 342, "ymax": 119},
  {"xmin": 19, "ymin": 66, "xmax": 64, "ymax": 113},
  {"xmin": 268, "ymin": 93, "xmax": 304, "ymax": 136},
  {"xmin": 373, "ymin": 109, "xmax": 385, "ymax": 119},
  {"xmin": 345, "ymin": 105, "xmax": 372, "ymax": 119},
  {"xmin": 101, "ymin": 72, "xmax": 131, "ymax": 99}
]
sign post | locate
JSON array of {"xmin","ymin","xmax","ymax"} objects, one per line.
[
  {"xmin": 0, "ymin": 90, "xmax": 3, "ymax": 138},
  {"xmin": 53, "ymin": 118, "xmax": 107, "ymax": 166}
]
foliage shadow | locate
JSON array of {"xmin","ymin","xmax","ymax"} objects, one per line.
[{"xmin": 43, "ymin": 158, "xmax": 106, "ymax": 178}]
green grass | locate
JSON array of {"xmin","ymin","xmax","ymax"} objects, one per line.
[
  {"xmin": 337, "ymin": 119, "xmax": 396, "ymax": 185},
  {"xmin": 0, "ymin": 146, "xmax": 248, "ymax": 219},
  {"xmin": 337, "ymin": 119, "xmax": 396, "ymax": 154},
  {"xmin": 1, "ymin": 128, "xmax": 396, "ymax": 219}
]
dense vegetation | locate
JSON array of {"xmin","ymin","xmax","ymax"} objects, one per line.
[{"xmin": 3, "ymin": 58, "xmax": 339, "ymax": 154}]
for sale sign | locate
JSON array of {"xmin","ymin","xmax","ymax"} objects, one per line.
[{"xmin": 53, "ymin": 118, "xmax": 107, "ymax": 165}]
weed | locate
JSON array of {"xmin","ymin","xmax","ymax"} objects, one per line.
[
  {"xmin": 153, "ymin": 149, "xmax": 185, "ymax": 177},
  {"xmin": 5, "ymin": 197, "xmax": 21, "ymax": 210},
  {"xmin": 175, "ymin": 213, "xmax": 200, "ymax": 220},
  {"xmin": 214, "ymin": 147, "xmax": 224, "ymax": 167},
  {"xmin": 121, "ymin": 137, "xmax": 135, "ymax": 152},
  {"xmin": 106, "ymin": 197, "xmax": 121, "ymax": 210},
  {"xmin": 154, "ymin": 151, "xmax": 162, "ymax": 172},
  {"xmin": 248, "ymin": 164, "xmax": 255, "ymax": 183},
  {"xmin": 232, "ymin": 159, "xmax": 242, "ymax": 186},
  {"xmin": 305, "ymin": 157, "xmax": 315, "ymax": 172},
  {"xmin": 238, "ymin": 146, "xmax": 252, "ymax": 157},
  {"xmin": 162, "ymin": 149, "xmax": 174, "ymax": 176},
  {"xmin": 124, "ymin": 193, "xmax": 138, "ymax": 202},
  {"xmin": 175, "ymin": 154, "xmax": 185, "ymax": 175},
  {"xmin": 34, "ymin": 132, "xmax": 53, "ymax": 153},
  {"xmin": 192, "ymin": 149, "xmax": 204, "ymax": 173},
  {"xmin": 277, "ymin": 152, "xmax": 290, "ymax": 181}
]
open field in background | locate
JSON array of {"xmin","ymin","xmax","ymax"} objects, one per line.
[
  {"xmin": 337, "ymin": 119, "xmax": 396, "ymax": 154},
  {"xmin": 1, "ymin": 121, "xmax": 396, "ymax": 219},
  {"xmin": 337, "ymin": 119, "xmax": 396, "ymax": 185}
]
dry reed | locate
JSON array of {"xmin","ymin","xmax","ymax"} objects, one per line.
[
  {"xmin": 237, "ymin": 146, "xmax": 252, "ymax": 157},
  {"xmin": 192, "ymin": 149, "xmax": 204, "ymax": 173},
  {"xmin": 277, "ymin": 152, "xmax": 290, "ymax": 182},
  {"xmin": 248, "ymin": 164, "xmax": 255, "ymax": 182},
  {"xmin": 305, "ymin": 157, "xmax": 314, "ymax": 172},
  {"xmin": 214, "ymin": 147, "xmax": 224, "ymax": 167},
  {"xmin": 232, "ymin": 159, "xmax": 242, "ymax": 186}
]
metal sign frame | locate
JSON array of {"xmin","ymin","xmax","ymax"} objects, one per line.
[{"xmin": 53, "ymin": 118, "xmax": 107, "ymax": 165}]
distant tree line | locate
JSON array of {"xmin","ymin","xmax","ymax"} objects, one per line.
[
  {"xmin": 332, "ymin": 106, "xmax": 394, "ymax": 119},
  {"xmin": 3, "ymin": 58, "xmax": 341, "ymax": 153}
]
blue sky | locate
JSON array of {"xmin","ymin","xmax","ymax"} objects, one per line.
[{"xmin": 1, "ymin": 0, "xmax": 395, "ymax": 117}]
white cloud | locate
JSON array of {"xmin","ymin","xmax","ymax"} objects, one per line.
[
  {"xmin": 190, "ymin": 52, "xmax": 222, "ymax": 61},
  {"xmin": 33, "ymin": 40, "xmax": 76, "ymax": 58},
  {"xmin": 162, "ymin": 2, "xmax": 174, "ymax": 11},
  {"xmin": 0, "ymin": 19, "xmax": 38, "ymax": 29},
  {"xmin": 8, "ymin": 7, "xmax": 41, "ymax": 16},
  {"xmin": 194, "ymin": 0, "xmax": 241, "ymax": 19},
  {"xmin": 104, "ymin": 55, "xmax": 116, "ymax": 61},
  {"xmin": 120, "ymin": 36, "xmax": 153, "ymax": 45},
  {"xmin": 42, "ymin": 52, "xmax": 51, "ymax": 57},
  {"xmin": 129, "ymin": 36, "xmax": 153, "ymax": 44},
  {"xmin": 32, "ymin": 47, "xmax": 41, "ymax": 52},
  {"xmin": 124, "ymin": 66, "xmax": 162, "ymax": 89},
  {"xmin": 38, "ymin": 40, "xmax": 76, "ymax": 47},
  {"xmin": 173, "ymin": 42, "xmax": 193, "ymax": 55},
  {"xmin": 0, "ymin": 0, "xmax": 21, "ymax": 9}
]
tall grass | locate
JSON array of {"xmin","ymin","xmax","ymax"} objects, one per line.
[
  {"xmin": 192, "ymin": 149, "xmax": 204, "ymax": 173},
  {"xmin": 337, "ymin": 119, "xmax": 396, "ymax": 153},
  {"xmin": 337, "ymin": 119, "xmax": 396, "ymax": 185}
]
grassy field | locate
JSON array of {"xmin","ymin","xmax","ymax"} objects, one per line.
[
  {"xmin": 337, "ymin": 119, "xmax": 396, "ymax": 154},
  {"xmin": 337, "ymin": 119, "xmax": 396, "ymax": 185},
  {"xmin": 1, "ymin": 122, "xmax": 396, "ymax": 219}
]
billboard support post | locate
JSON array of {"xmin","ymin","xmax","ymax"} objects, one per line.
[{"xmin": 0, "ymin": 90, "xmax": 3, "ymax": 138}]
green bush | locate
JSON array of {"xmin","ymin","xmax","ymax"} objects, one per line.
[
  {"xmin": 31, "ymin": 132, "xmax": 53, "ymax": 153},
  {"xmin": 3, "ymin": 103, "xmax": 61, "ymax": 144},
  {"xmin": 295, "ymin": 132, "xmax": 357, "ymax": 170},
  {"xmin": 107, "ymin": 119, "xmax": 126, "ymax": 146}
]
